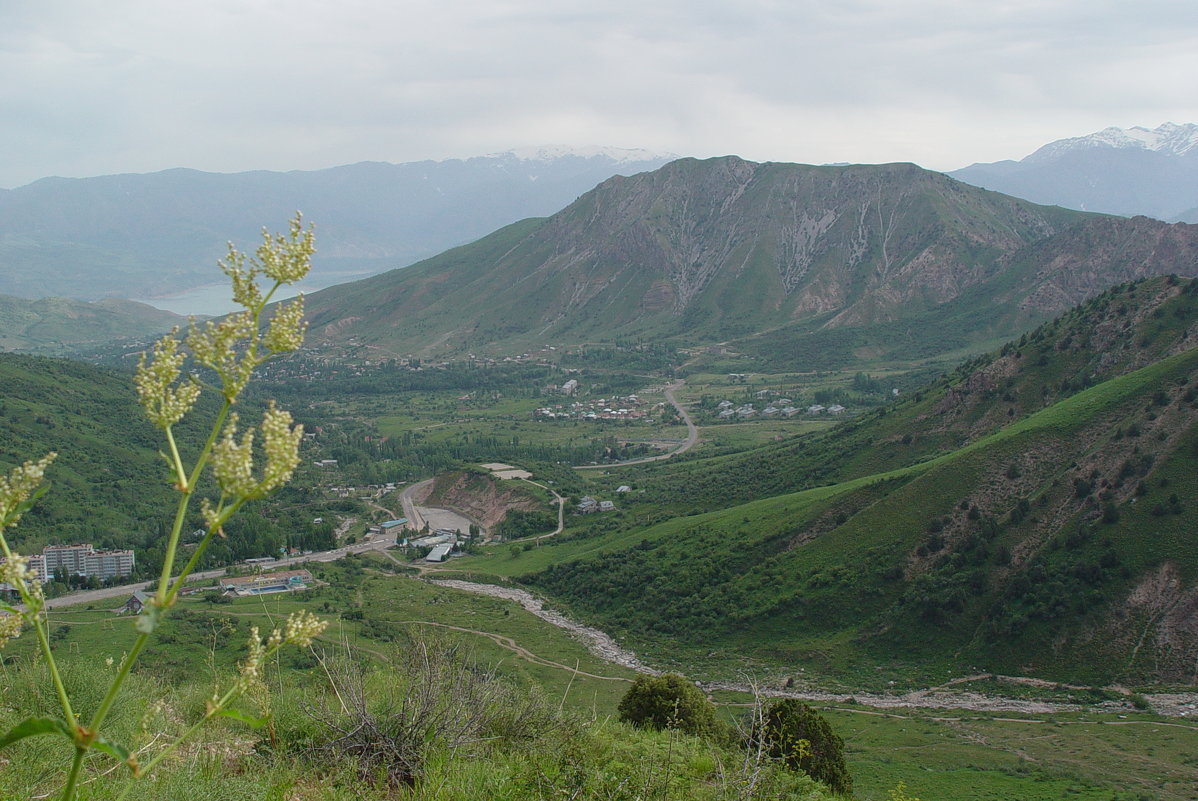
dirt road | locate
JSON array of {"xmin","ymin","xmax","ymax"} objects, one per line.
[{"xmin": 575, "ymin": 380, "xmax": 698, "ymax": 470}]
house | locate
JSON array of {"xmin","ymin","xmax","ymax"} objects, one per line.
[
  {"xmin": 119, "ymin": 590, "xmax": 149, "ymax": 615},
  {"xmin": 410, "ymin": 534, "xmax": 455, "ymax": 549},
  {"xmin": 425, "ymin": 543, "xmax": 454, "ymax": 563}
]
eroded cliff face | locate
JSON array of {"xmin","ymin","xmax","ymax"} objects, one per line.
[
  {"xmin": 1014, "ymin": 217, "xmax": 1198, "ymax": 314},
  {"xmin": 419, "ymin": 471, "xmax": 539, "ymax": 531}
]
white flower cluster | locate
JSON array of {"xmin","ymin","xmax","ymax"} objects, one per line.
[
  {"xmin": 134, "ymin": 334, "xmax": 201, "ymax": 430},
  {"xmin": 0, "ymin": 552, "xmax": 42, "ymax": 605},
  {"xmin": 187, "ymin": 312, "xmax": 256, "ymax": 401},
  {"xmin": 263, "ymin": 297, "xmax": 307, "ymax": 354},
  {"xmin": 280, "ymin": 609, "xmax": 326, "ymax": 647},
  {"xmin": 210, "ymin": 403, "xmax": 303, "ymax": 502},
  {"xmin": 257, "ymin": 215, "xmax": 315, "ymax": 284},
  {"xmin": 237, "ymin": 610, "xmax": 327, "ymax": 690},
  {"xmin": 0, "ymin": 612, "xmax": 23, "ymax": 647},
  {"xmin": 0, "ymin": 453, "xmax": 56, "ymax": 528}
]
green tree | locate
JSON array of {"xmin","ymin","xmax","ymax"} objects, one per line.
[
  {"xmin": 756, "ymin": 699, "xmax": 852, "ymax": 795},
  {"xmin": 616, "ymin": 673, "xmax": 718, "ymax": 737}
]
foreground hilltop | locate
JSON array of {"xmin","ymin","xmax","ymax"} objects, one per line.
[{"xmin": 304, "ymin": 156, "xmax": 1198, "ymax": 364}]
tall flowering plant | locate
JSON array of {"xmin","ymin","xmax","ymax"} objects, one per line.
[{"xmin": 0, "ymin": 214, "xmax": 327, "ymax": 800}]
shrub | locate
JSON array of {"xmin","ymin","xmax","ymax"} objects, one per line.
[
  {"xmin": 616, "ymin": 673, "xmax": 718, "ymax": 738},
  {"xmin": 755, "ymin": 699, "xmax": 852, "ymax": 795}
]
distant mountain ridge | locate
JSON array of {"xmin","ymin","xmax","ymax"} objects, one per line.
[
  {"xmin": 1026, "ymin": 122, "xmax": 1198, "ymax": 160},
  {"xmin": 0, "ymin": 294, "xmax": 186, "ymax": 355},
  {"xmin": 0, "ymin": 147, "xmax": 675, "ymax": 302},
  {"xmin": 302, "ymin": 156, "xmax": 1198, "ymax": 363},
  {"xmin": 950, "ymin": 122, "xmax": 1198, "ymax": 222}
]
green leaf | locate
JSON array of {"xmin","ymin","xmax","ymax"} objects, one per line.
[
  {"xmin": 217, "ymin": 708, "xmax": 270, "ymax": 729},
  {"xmin": 91, "ymin": 735, "xmax": 140, "ymax": 777},
  {"xmin": 0, "ymin": 716, "xmax": 71, "ymax": 749}
]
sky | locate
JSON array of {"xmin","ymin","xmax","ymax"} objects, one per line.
[{"xmin": 3, "ymin": 0, "xmax": 1197, "ymax": 189}]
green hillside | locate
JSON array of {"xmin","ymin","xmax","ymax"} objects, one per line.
[
  {"xmin": 469, "ymin": 278, "xmax": 1198, "ymax": 686},
  {"xmin": 0, "ymin": 353, "xmax": 340, "ymax": 576},
  {"xmin": 628, "ymin": 275, "xmax": 1198, "ymax": 511},
  {"xmin": 0, "ymin": 294, "xmax": 185, "ymax": 355},
  {"xmin": 0, "ymin": 353, "xmax": 180, "ymax": 555}
]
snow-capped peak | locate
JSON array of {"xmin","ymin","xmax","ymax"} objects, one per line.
[
  {"xmin": 486, "ymin": 145, "xmax": 678, "ymax": 164},
  {"xmin": 1027, "ymin": 122, "xmax": 1198, "ymax": 162}
]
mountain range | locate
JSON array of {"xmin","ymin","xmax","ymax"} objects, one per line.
[
  {"xmin": 303, "ymin": 156, "xmax": 1198, "ymax": 366},
  {"xmin": 0, "ymin": 147, "xmax": 674, "ymax": 301},
  {"xmin": 950, "ymin": 122, "xmax": 1198, "ymax": 222}
]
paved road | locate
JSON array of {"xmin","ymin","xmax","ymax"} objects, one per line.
[
  {"xmin": 514, "ymin": 478, "xmax": 565, "ymax": 542},
  {"xmin": 42, "ymin": 521, "xmax": 399, "ymax": 611},
  {"xmin": 575, "ymin": 379, "xmax": 699, "ymax": 470},
  {"xmin": 398, "ymin": 478, "xmax": 434, "ymax": 531}
]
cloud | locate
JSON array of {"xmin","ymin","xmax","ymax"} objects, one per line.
[{"xmin": 1, "ymin": 0, "xmax": 1196, "ymax": 186}]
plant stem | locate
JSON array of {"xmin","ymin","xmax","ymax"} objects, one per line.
[
  {"xmin": 0, "ymin": 531, "xmax": 77, "ymax": 729},
  {"xmin": 164, "ymin": 500, "xmax": 245, "ymax": 604},
  {"xmin": 60, "ymin": 747, "xmax": 85, "ymax": 801},
  {"xmin": 88, "ymin": 632, "xmax": 149, "ymax": 734},
  {"xmin": 154, "ymin": 402, "xmax": 231, "ymax": 608},
  {"xmin": 32, "ymin": 614, "xmax": 77, "ymax": 728}
]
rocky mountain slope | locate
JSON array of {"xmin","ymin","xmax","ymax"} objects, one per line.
[
  {"xmin": 304, "ymin": 156, "xmax": 1198, "ymax": 364},
  {"xmin": 0, "ymin": 148, "xmax": 673, "ymax": 302},
  {"xmin": 950, "ymin": 122, "xmax": 1198, "ymax": 222}
]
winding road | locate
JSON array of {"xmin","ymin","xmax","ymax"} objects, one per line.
[
  {"xmin": 575, "ymin": 380, "xmax": 699, "ymax": 470},
  {"xmin": 514, "ymin": 478, "xmax": 565, "ymax": 541}
]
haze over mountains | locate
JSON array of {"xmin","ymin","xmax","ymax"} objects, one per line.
[
  {"xmin": 3, "ymin": 126, "xmax": 1198, "ymax": 357},
  {"xmin": 950, "ymin": 122, "xmax": 1198, "ymax": 222},
  {"xmin": 0, "ymin": 146, "xmax": 674, "ymax": 302}
]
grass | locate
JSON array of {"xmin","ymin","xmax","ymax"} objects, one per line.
[
  {"xmin": 24, "ymin": 556, "xmax": 638, "ymax": 716},
  {"xmin": 20, "ymin": 556, "xmax": 1198, "ymax": 801}
]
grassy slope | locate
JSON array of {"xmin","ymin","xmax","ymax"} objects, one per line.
[
  {"xmin": 451, "ymin": 280, "xmax": 1198, "ymax": 685},
  {"xmin": 0, "ymin": 353, "xmax": 181, "ymax": 552},
  {"xmin": 0, "ymin": 295, "xmax": 184, "ymax": 355},
  {"xmin": 18, "ymin": 556, "xmax": 1197, "ymax": 801}
]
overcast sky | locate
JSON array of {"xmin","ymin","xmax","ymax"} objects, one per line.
[{"xmin": 3, "ymin": 0, "xmax": 1197, "ymax": 189}]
